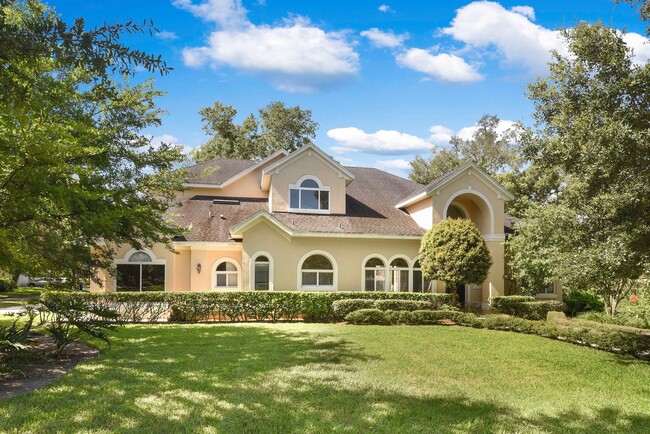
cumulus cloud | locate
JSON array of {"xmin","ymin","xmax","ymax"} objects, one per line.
[
  {"xmin": 378, "ymin": 4, "xmax": 392, "ymax": 13},
  {"xmin": 361, "ymin": 28, "xmax": 409, "ymax": 48},
  {"xmin": 396, "ymin": 48, "xmax": 483, "ymax": 82},
  {"xmin": 375, "ymin": 159, "xmax": 411, "ymax": 177},
  {"xmin": 148, "ymin": 134, "xmax": 193, "ymax": 154},
  {"xmin": 176, "ymin": 0, "xmax": 359, "ymax": 92},
  {"xmin": 156, "ymin": 30, "xmax": 179, "ymax": 40},
  {"xmin": 622, "ymin": 32, "xmax": 650, "ymax": 65},
  {"xmin": 441, "ymin": 1, "xmax": 566, "ymax": 74},
  {"xmin": 327, "ymin": 127, "xmax": 433, "ymax": 155},
  {"xmin": 428, "ymin": 125, "xmax": 455, "ymax": 145},
  {"xmin": 510, "ymin": 5, "xmax": 535, "ymax": 20}
]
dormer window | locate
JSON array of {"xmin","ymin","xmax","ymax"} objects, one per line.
[{"xmin": 289, "ymin": 176, "xmax": 330, "ymax": 213}]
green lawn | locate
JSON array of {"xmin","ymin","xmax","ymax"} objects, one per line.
[{"xmin": 1, "ymin": 323, "xmax": 649, "ymax": 433}]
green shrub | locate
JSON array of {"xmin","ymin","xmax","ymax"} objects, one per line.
[
  {"xmin": 490, "ymin": 296, "xmax": 564, "ymax": 320},
  {"xmin": 576, "ymin": 312, "xmax": 650, "ymax": 330},
  {"xmin": 345, "ymin": 309, "xmax": 390, "ymax": 325},
  {"xmin": 43, "ymin": 291, "xmax": 454, "ymax": 323},
  {"xmin": 332, "ymin": 299, "xmax": 375, "ymax": 320},
  {"xmin": 373, "ymin": 299, "xmax": 434, "ymax": 312},
  {"xmin": 547, "ymin": 311, "xmax": 567, "ymax": 323},
  {"xmin": 563, "ymin": 290, "xmax": 605, "ymax": 316},
  {"xmin": 0, "ymin": 279, "xmax": 15, "ymax": 292}
]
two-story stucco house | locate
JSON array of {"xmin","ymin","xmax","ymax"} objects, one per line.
[{"xmin": 90, "ymin": 143, "xmax": 560, "ymax": 309}]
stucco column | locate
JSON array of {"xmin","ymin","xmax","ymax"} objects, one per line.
[{"xmin": 482, "ymin": 238, "xmax": 505, "ymax": 310}]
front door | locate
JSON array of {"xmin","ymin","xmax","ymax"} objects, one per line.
[{"xmin": 456, "ymin": 283, "xmax": 466, "ymax": 306}]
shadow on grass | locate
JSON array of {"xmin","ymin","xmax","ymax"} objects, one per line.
[{"xmin": 0, "ymin": 324, "xmax": 648, "ymax": 433}]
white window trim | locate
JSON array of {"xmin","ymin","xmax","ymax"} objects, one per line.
[
  {"xmin": 360, "ymin": 253, "xmax": 388, "ymax": 292},
  {"xmin": 114, "ymin": 248, "xmax": 167, "ymax": 291},
  {"xmin": 288, "ymin": 175, "xmax": 331, "ymax": 214},
  {"xmin": 211, "ymin": 258, "xmax": 241, "ymax": 291},
  {"xmin": 250, "ymin": 251, "xmax": 274, "ymax": 291},
  {"xmin": 297, "ymin": 250, "xmax": 338, "ymax": 291},
  {"xmin": 448, "ymin": 201, "xmax": 470, "ymax": 219},
  {"xmin": 387, "ymin": 254, "xmax": 411, "ymax": 292},
  {"xmin": 443, "ymin": 189, "xmax": 495, "ymax": 234}
]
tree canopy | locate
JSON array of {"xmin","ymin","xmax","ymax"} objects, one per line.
[
  {"xmin": 0, "ymin": 0, "xmax": 186, "ymax": 286},
  {"xmin": 409, "ymin": 114, "xmax": 522, "ymax": 185},
  {"xmin": 192, "ymin": 101, "xmax": 318, "ymax": 162},
  {"xmin": 419, "ymin": 218, "xmax": 492, "ymax": 291},
  {"xmin": 509, "ymin": 22, "xmax": 650, "ymax": 315}
]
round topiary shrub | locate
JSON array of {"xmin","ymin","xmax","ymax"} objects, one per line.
[{"xmin": 419, "ymin": 218, "xmax": 493, "ymax": 291}]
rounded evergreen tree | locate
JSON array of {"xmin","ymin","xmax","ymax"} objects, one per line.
[{"xmin": 419, "ymin": 218, "xmax": 493, "ymax": 291}]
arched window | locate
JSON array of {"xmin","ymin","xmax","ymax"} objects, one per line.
[
  {"xmin": 390, "ymin": 258, "xmax": 409, "ymax": 292},
  {"xmin": 364, "ymin": 257, "xmax": 385, "ymax": 291},
  {"xmin": 116, "ymin": 250, "xmax": 165, "ymax": 292},
  {"xmin": 301, "ymin": 254, "xmax": 334, "ymax": 288},
  {"xmin": 289, "ymin": 177, "xmax": 330, "ymax": 212},
  {"xmin": 215, "ymin": 260, "xmax": 239, "ymax": 289},
  {"xmin": 253, "ymin": 255, "xmax": 271, "ymax": 291},
  {"xmin": 412, "ymin": 260, "xmax": 434, "ymax": 293}
]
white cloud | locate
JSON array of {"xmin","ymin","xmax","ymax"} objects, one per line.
[
  {"xmin": 396, "ymin": 48, "xmax": 483, "ymax": 82},
  {"xmin": 327, "ymin": 127, "xmax": 433, "ymax": 155},
  {"xmin": 173, "ymin": 0, "xmax": 248, "ymax": 28},
  {"xmin": 361, "ymin": 28, "xmax": 409, "ymax": 48},
  {"xmin": 378, "ymin": 4, "xmax": 392, "ymax": 13},
  {"xmin": 622, "ymin": 32, "xmax": 650, "ymax": 65},
  {"xmin": 428, "ymin": 125, "xmax": 455, "ymax": 145},
  {"xmin": 176, "ymin": 1, "xmax": 359, "ymax": 92},
  {"xmin": 510, "ymin": 5, "xmax": 535, "ymax": 20},
  {"xmin": 156, "ymin": 30, "xmax": 179, "ymax": 40},
  {"xmin": 376, "ymin": 159, "xmax": 411, "ymax": 177},
  {"xmin": 148, "ymin": 134, "xmax": 193, "ymax": 154},
  {"xmin": 442, "ymin": 1, "xmax": 566, "ymax": 74}
]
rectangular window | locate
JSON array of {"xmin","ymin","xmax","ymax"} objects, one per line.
[
  {"xmin": 412, "ymin": 270, "xmax": 423, "ymax": 293},
  {"xmin": 319, "ymin": 272, "xmax": 334, "ymax": 286},
  {"xmin": 116, "ymin": 264, "xmax": 140, "ymax": 291},
  {"xmin": 227, "ymin": 273, "xmax": 238, "ymax": 287},
  {"xmin": 320, "ymin": 191, "xmax": 329, "ymax": 210},
  {"xmin": 216, "ymin": 274, "xmax": 227, "ymax": 287},
  {"xmin": 300, "ymin": 189, "xmax": 319, "ymax": 209},
  {"xmin": 302, "ymin": 272, "xmax": 317, "ymax": 286},
  {"xmin": 254, "ymin": 263, "xmax": 270, "ymax": 290},
  {"xmin": 141, "ymin": 265, "xmax": 165, "ymax": 291},
  {"xmin": 290, "ymin": 189, "xmax": 299, "ymax": 208}
]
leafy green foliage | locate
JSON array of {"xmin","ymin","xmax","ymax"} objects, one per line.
[
  {"xmin": 331, "ymin": 299, "xmax": 376, "ymax": 320},
  {"xmin": 332, "ymin": 299, "xmax": 436, "ymax": 320},
  {"xmin": 563, "ymin": 290, "xmax": 605, "ymax": 316},
  {"xmin": 419, "ymin": 218, "xmax": 492, "ymax": 290},
  {"xmin": 0, "ymin": 0, "xmax": 186, "ymax": 284},
  {"xmin": 0, "ymin": 279, "xmax": 14, "ymax": 292},
  {"xmin": 490, "ymin": 296, "xmax": 565, "ymax": 320},
  {"xmin": 39, "ymin": 296, "xmax": 120, "ymax": 358},
  {"xmin": 43, "ymin": 291, "xmax": 454, "ymax": 324},
  {"xmin": 409, "ymin": 114, "xmax": 522, "ymax": 184},
  {"xmin": 511, "ymin": 23, "xmax": 650, "ymax": 316},
  {"xmin": 192, "ymin": 101, "xmax": 318, "ymax": 162}
]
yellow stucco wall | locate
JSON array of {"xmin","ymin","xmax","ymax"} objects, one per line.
[
  {"xmin": 269, "ymin": 152, "xmax": 347, "ymax": 214},
  {"xmin": 241, "ymin": 221, "xmax": 421, "ymax": 291}
]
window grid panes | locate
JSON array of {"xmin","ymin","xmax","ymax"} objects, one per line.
[
  {"xmin": 364, "ymin": 257, "xmax": 386, "ymax": 291},
  {"xmin": 117, "ymin": 262, "xmax": 164, "ymax": 292},
  {"xmin": 289, "ymin": 178, "xmax": 330, "ymax": 211},
  {"xmin": 215, "ymin": 261, "xmax": 238, "ymax": 289},
  {"xmin": 301, "ymin": 254, "xmax": 334, "ymax": 287},
  {"xmin": 254, "ymin": 256, "xmax": 270, "ymax": 291},
  {"xmin": 390, "ymin": 258, "xmax": 409, "ymax": 292}
]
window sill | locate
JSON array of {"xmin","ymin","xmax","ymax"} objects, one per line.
[{"xmin": 287, "ymin": 208, "xmax": 331, "ymax": 215}]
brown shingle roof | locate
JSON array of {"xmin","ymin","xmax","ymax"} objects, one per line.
[
  {"xmin": 170, "ymin": 196, "xmax": 268, "ymax": 242},
  {"xmin": 170, "ymin": 165, "xmax": 427, "ymax": 241},
  {"xmin": 185, "ymin": 158, "xmax": 258, "ymax": 185}
]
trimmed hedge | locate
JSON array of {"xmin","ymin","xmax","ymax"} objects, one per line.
[
  {"xmin": 42, "ymin": 291, "xmax": 454, "ymax": 323},
  {"xmin": 490, "ymin": 296, "xmax": 565, "ymax": 320},
  {"xmin": 344, "ymin": 308, "xmax": 650, "ymax": 359},
  {"xmin": 332, "ymin": 299, "xmax": 436, "ymax": 320}
]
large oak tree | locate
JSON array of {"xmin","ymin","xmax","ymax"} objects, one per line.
[{"xmin": 0, "ymin": 0, "xmax": 186, "ymax": 286}]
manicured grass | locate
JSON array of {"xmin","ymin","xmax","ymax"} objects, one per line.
[{"xmin": 1, "ymin": 323, "xmax": 649, "ymax": 433}]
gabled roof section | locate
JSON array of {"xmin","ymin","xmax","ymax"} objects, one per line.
[
  {"xmin": 184, "ymin": 149, "xmax": 288, "ymax": 188},
  {"xmin": 260, "ymin": 143, "xmax": 355, "ymax": 191},
  {"xmin": 395, "ymin": 162, "xmax": 515, "ymax": 209}
]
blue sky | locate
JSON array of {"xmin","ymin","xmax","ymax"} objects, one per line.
[{"xmin": 51, "ymin": 0, "xmax": 648, "ymax": 177}]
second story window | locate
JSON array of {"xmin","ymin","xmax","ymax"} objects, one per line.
[{"xmin": 289, "ymin": 177, "xmax": 330, "ymax": 212}]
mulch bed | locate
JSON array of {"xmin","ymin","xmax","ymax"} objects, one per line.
[{"xmin": 0, "ymin": 335, "xmax": 99, "ymax": 400}]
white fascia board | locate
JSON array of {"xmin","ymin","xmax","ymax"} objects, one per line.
[
  {"xmin": 395, "ymin": 191, "xmax": 428, "ymax": 209},
  {"xmin": 291, "ymin": 232, "xmax": 423, "ymax": 240}
]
